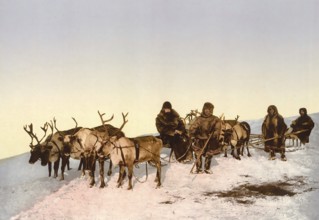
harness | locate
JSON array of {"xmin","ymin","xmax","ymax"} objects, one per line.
[
  {"xmin": 130, "ymin": 138, "xmax": 140, "ymax": 163},
  {"xmin": 50, "ymin": 140, "xmax": 62, "ymax": 157},
  {"xmin": 106, "ymin": 139, "xmax": 140, "ymax": 167}
]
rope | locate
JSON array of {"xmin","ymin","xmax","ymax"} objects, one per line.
[
  {"xmin": 168, "ymin": 141, "xmax": 193, "ymax": 163},
  {"xmin": 133, "ymin": 162, "xmax": 149, "ymax": 183}
]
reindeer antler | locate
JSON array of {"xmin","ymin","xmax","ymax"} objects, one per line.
[
  {"xmin": 235, "ymin": 115, "xmax": 240, "ymax": 122},
  {"xmin": 97, "ymin": 110, "xmax": 114, "ymax": 137},
  {"xmin": 53, "ymin": 117, "xmax": 64, "ymax": 137},
  {"xmin": 38, "ymin": 122, "xmax": 49, "ymax": 143},
  {"xmin": 71, "ymin": 117, "xmax": 79, "ymax": 135},
  {"xmin": 98, "ymin": 111, "xmax": 114, "ymax": 124},
  {"xmin": 23, "ymin": 124, "xmax": 35, "ymax": 148},
  {"xmin": 24, "ymin": 122, "xmax": 48, "ymax": 147},
  {"xmin": 118, "ymin": 112, "xmax": 129, "ymax": 131}
]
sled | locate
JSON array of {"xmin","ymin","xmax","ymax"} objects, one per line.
[{"xmin": 249, "ymin": 129, "xmax": 309, "ymax": 152}]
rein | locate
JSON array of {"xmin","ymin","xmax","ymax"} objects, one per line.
[
  {"xmin": 50, "ymin": 140, "xmax": 62, "ymax": 156},
  {"xmin": 133, "ymin": 162, "xmax": 149, "ymax": 183},
  {"xmin": 169, "ymin": 141, "xmax": 193, "ymax": 163}
]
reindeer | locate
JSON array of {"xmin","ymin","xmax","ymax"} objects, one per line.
[
  {"xmin": 62, "ymin": 113, "xmax": 124, "ymax": 188},
  {"xmin": 23, "ymin": 120, "xmax": 80, "ymax": 178},
  {"xmin": 220, "ymin": 116, "xmax": 251, "ymax": 160},
  {"xmin": 24, "ymin": 123, "xmax": 51, "ymax": 171},
  {"xmin": 183, "ymin": 109, "xmax": 200, "ymax": 131},
  {"xmin": 97, "ymin": 111, "xmax": 163, "ymax": 190}
]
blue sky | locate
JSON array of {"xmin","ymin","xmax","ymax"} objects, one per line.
[{"xmin": 0, "ymin": 0, "xmax": 318, "ymax": 159}]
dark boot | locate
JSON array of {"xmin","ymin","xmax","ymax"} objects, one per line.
[
  {"xmin": 204, "ymin": 156, "xmax": 212, "ymax": 174},
  {"xmin": 269, "ymin": 151, "xmax": 276, "ymax": 160},
  {"xmin": 281, "ymin": 154, "xmax": 287, "ymax": 161}
]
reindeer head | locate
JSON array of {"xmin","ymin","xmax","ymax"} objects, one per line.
[
  {"xmin": 97, "ymin": 111, "xmax": 128, "ymax": 156},
  {"xmin": 219, "ymin": 120, "xmax": 233, "ymax": 146},
  {"xmin": 24, "ymin": 122, "xmax": 50, "ymax": 164},
  {"xmin": 54, "ymin": 117, "xmax": 81, "ymax": 155}
]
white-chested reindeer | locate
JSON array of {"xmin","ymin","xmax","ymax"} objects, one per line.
[
  {"xmin": 96, "ymin": 111, "xmax": 163, "ymax": 190},
  {"xmin": 62, "ymin": 112, "xmax": 124, "ymax": 188}
]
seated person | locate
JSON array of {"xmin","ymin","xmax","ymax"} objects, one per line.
[{"xmin": 290, "ymin": 108, "xmax": 314, "ymax": 144}]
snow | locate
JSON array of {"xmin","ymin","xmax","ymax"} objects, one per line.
[{"xmin": 1, "ymin": 114, "xmax": 319, "ymax": 220}]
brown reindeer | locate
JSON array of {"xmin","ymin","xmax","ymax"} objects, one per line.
[
  {"xmin": 97, "ymin": 111, "xmax": 163, "ymax": 190},
  {"xmin": 23, "ymin": 120, "xmax": 81, "ymax": 179}
]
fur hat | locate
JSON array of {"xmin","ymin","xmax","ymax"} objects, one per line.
[
  {"xmin": 267, "ymin": 105, "xmax": 278, "ymax": 115},
  {"xmin": 162, "ymin": 101, "xmax": 172, "ymax": 109},
  {"xmin": 203, "ymin": 102, "xmax": 214, "ymax": 111},
  {"xmin": 299, "ymin": 107, "xmax": 307, "ymax": 115}
]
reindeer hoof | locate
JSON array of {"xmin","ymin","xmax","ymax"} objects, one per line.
[
  {"xmin": 248, "ymin": 154, "xmax": 252, "ymax": 157},
  {"xmin": 127, "ymin": 186, "xmax": 132, "ymax": 190},
  {"xmin": 107, "ymin": 171, "xmax": 112, "ymax": 176},
  {"xmin": 156, "ymin": 183, "xmax": 161, "ymax": 189},
  {"xmin": 99, "ymin": 183, "xmax": 106, "ymax": 188}
]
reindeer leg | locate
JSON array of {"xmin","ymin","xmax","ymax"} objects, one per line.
[
  {"xmin": 78, "ymin": 158, "xmax": 83, "ymax": 171},
  {"xmin": 127, "ymin": 165, "xmax": 133, "ymax": 190},
  {"xmin": 223, "ymin": 145, "xmax": 227, "ymax": 157},
  {"xmin": 236, "ymin": 146, "xmax": 241, "ymax": 160},
  {"xmin": 67, "ymin": 156, "xmax": 71, "ymax": 170},
  {"xmin": 231, "ymin": 140, "xmax": 240, "ymax": 160},
  {"xmin": 230, "ymin": 145, "xmax": 234, "ymax": 157},
  {"xmin": 88, "ymin": 170, "xmax": 95, "ymax": 187},
  {"xmin": 98, "ymin": 157, "xmax": 105, "ymax": 188},
  {"xmin": 89, "ymin": 159, "xmax": 96, "ymax": 188},
  {"xmin": 107, "ymin": 159, "xmax": 112, "ymax": 176},
  {"xmin": 156, "ymin": 160, "xmax": 161, "ymax": 188},
  {"xmin": 60, "ymin": 156, "xmax": 68, "ymax": 181},
  {"xmin": 80, "ymin": 158, "xmax": 85, "ymax": 177},
  {"xmin": 53, "ymin": 158, "xmax": 60, "ymax": 178},
  {"xmin": 48, "ymin": 162, "xmax": 52, "ymax": 177},
  {"xmin": 230, "ymin": 145, "xmax": 235, "ymax": 158},
  {"xmin": 117, "ymin": 165, "xmax": 125, "ymax": 187},
  {"xmin": 240, "ymin": 145, "xmax": 244, "ymax": 156},
  {"xmin": 246, "ymin": 142, "xmax": 252, "ymax": 157}
]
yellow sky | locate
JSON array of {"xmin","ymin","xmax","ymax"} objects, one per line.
[{"xmin": 0, "ymin": 0, "xmax": 318, "ymax": 159}]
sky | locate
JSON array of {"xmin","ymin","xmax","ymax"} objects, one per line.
[{"xmin": 0, "ymin": 0, "xmax": 318, "ymax": 159}]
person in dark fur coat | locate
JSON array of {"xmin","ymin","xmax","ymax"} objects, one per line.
[
  {"xmin": 290, "ymin": 108, "xmax": 314, "ymax": 144},
  {"xmin": 189, "ymin": 102, "xmax": 221, "ymax": 174},
  {"xmin": 156, "ymin": 101, "xmax": 192, "ymax": 162},
  {"xmin": 262, "ymin": 105, "xmax": 287, "ymax": 161}
]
